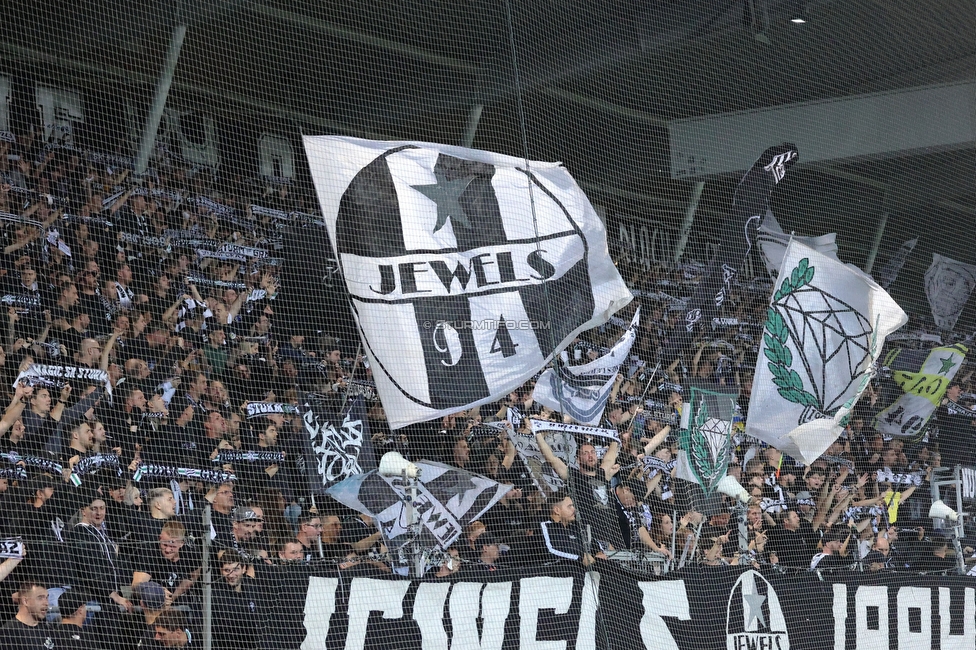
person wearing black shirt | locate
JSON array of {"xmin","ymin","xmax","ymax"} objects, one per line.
[
  {"xmin": 130, "ymin": 487, "xmax": 179, "ymax": 547},
  {"xmin": 936, "ymin": 382, "xmax": 976, "ymax": 467},
  {"xmin": 132, "ymin": 520, "xmax": 201, "ymax": 607},
  {"xmin": 1, "ymin": 581, "xmax": 60, "ymax": 650},
  {"xmin": 66, "ymin": 495, "xmax": 132, "ymax": 614},
  {"xmin": 535, "ymin": 432, "xmax": 626, "ymax": 551},
  {"xmin": 769, "ymin": 509, "xmax": 815, "ymax": 569},
  {"xmin": 215, "ymin": 506, "xmax": 266, "ymax": 562},
  {"xmin": 538, "ymin": 491, "xmax": 596, "ymax": 566},
  {"xmin": 809, "ymin": 527, "xmax": 853, "ymax": 570},
  {"xmin": 12, "ymin": 477, "xmax": 73, "ymax": 590},
  {"xmin": 51, "ymin": 588, "xmax": 91, "ymax": 648},
  {"xmin": 918, "ymin": 536, "xmax": 959, "ymax": 573},
  {"xmin": 205, "ymin": 483, "xmax": 236, "ymax": 543},
  {"xmin": 295, "ymin": 514, "xmax": 323, "ymax": 561},
  {"xmin": 862, "ymin": 534, "xmax": 895, "ymax": 571},
  {"xmin": 211, "ymin": 551, "xmax": 261, "ymax": 650}
]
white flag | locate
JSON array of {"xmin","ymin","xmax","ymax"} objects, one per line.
[
  {"xmin": 532, "ymin": 308, "xmax": 639, "ymax": 425},
  {"xmin": 747, "ymin": 240, "xmax": 908, "ymax": 464},
  {"xmin": 303, "ymin": 135, "xmax": 633, "ymax": 429},
  {"xmin": 757, "ymin": 210, "xmax": 839, "ymax": 278},
  {"xmin": 924, "ymin": 253, "xmax": 976, "ymax": 331}
]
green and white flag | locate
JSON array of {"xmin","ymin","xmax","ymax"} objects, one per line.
[
  {"xmin": 675, "ymin": 385, "xmax": 737, "ymax": 492},
  {"xmin": 874, "ymin": 343, "xmax": 968, "ymax": 438},
  {"xmin": 747, "ymin": 240, "xmax": 908, "ymax": 464}
]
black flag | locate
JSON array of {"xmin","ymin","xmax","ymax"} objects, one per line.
[
  {"xmin": 297, "ymin": 395, "xmax": 376, "ymax": 495},
  {"xmin": 667, "ymin": 144, "xmax": 798, "ymax": 358}
]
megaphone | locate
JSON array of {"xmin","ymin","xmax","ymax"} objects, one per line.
[
  {"xmin": 928, "ymin": 499, "xmax": 959, "ymax": 522},
  {"xmin": 379, "ymin": 451, "xmax": 419, "ymax": 479},
  {"xmin": 716, "ymin": 475, "xmax": 750, "ymax": 504}
]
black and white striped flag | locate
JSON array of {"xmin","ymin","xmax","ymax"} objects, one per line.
[{"xmin": 304, "ymin": 136, "xmax": 632, "ymax": 428}]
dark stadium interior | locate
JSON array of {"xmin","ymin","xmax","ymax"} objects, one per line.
[{"xmin": 1, "ymin": 1, "xmax": 976, "ymax": 649}]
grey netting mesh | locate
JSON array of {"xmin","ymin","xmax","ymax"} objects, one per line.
[{"xmin": 1, "ymin": 2, "xmax": 975, "ymax": 650}]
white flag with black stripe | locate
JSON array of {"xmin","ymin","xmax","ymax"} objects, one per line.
[
  {"xmin": 532, "ymin": 308, "xmax": 639, "ymax": 425},
  {"xmin": 304, "ymin": 136, "xmax": 633, "ymax": 428}
]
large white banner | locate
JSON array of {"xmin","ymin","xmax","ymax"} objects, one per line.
[
  {"xmin": 303, "ymin": 136, "xmax": 632, "ymax": 428},
  {"xmin": 747, "ymin": 241, "xmax": 907, "ymax": 464}
]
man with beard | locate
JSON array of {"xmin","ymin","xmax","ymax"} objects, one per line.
[
  {"xmin": 1, "ymin": 581, "xmax": 58, "ymax": 650},
  {"xmin": 215, "ymin": 506, "xmax": 264, "ymax": 562},
  {"xmin": 535, "ymin": 434, "xmax": 625, "ymax": 551},
  {"xmin": 211, "ymin": 551, "xmax": 261, "ymax": 650},
  {"xmin": 538, "ymin": 491, "xmax": 597, "ymax": 566}
]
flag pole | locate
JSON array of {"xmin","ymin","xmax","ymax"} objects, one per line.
[{"xmin": 309, "ymin": 494, "xmax": 325, "ymax": 558}]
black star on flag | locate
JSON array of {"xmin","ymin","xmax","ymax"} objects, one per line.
[
  {"xmin": 303, "ymin": 135, "xmax": 633, "ymax": 428},
  {"xmin": 411, "ymin": 173, "xmax": 476, "ymax": 233}
]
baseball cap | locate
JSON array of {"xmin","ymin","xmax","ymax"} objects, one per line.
[
  {"xmin": 135, "ymin": 581, "xmax": 167, "ymax": 611},
  {"xmin": 57, "ymin": 589, "xmax": 90, "ymax": 618},
  {"xmin": 477, "ymin": 534, "xmax": 500, "ymax": 550}
]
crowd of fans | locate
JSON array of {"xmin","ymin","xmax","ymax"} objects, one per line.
[{"xmin": 0, "ymin": 124, "xmax": 974, "ymax": 649}]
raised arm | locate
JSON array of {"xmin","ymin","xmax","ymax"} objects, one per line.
[
  {"xmin": 600, "ymin": 440, "xmax": 620, "ymax": 480},
  {"xmin": 534, "ymin": 430, "xmax": 569, "ymax": 481}
]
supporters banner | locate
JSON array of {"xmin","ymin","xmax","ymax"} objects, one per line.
[
  {"xmin": 533, "ymin": 308, "xmax": 639, "ymax": 425},
  {"xmin": 298, "ymin": 395, "xmax": 376, "ymax": 495},
  {"xmin": 303, "ymin": 135, "xmax": 633, "ymax": 429},
  {"xmin": 261, "ymin": 562, "xmax": 975, "ymax": 650},
  {"xmin": 875, "ymin": 237, "xmax": 918, "ymax": 290},
  {"xmin": 874, "ymin": 343, "xmax": 968, "ymax": 438},
  {"xmin": 924, "ymin": 253, "xmax": 976, "ymax": 331},
  {"xmin": 325, "ymin": 459, "xmax": 512, "ymax": 550},
  {"xmin": 669, "ymin": 143, "xmax": 799, "ymax": 356},
  {"xmin": 675, "ymin": 384, "xmax": 737, "ymax": 491},
  {"xmin": 748, "ymin": 241, "xmax": 908, "ymax": 464}
]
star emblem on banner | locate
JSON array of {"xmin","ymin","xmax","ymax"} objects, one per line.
[
  {"xmin": 411, "ymin": 172, "xmax": 475, "ymax": 233},
  {"xmin": 743, "ymin": 591, "xmax": 767, "ymax": 629},
  {"xmin": 938, "ymin": 355, "xmax": 957, "ymax": 375}
]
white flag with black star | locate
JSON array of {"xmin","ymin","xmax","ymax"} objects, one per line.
[
  {"xmin": 303, "ymin": 136, "xmax": 633, "ymax": 428},
  {"xmin": 747, "ymin": 240, "xmax": 908, "ymax": 464}
]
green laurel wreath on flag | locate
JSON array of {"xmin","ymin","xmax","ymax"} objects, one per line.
[
  {"xmin": 690, "ymin": 394, "xmax": 731, "ymax": 492},
  {"xmin": 764, "ymin": 258, "xmax": 819, "ymax": 408}
]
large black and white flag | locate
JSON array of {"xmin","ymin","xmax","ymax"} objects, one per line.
[
  {"xmin": 325, "ymin": 460, "xmax": 511, "ymax": 549},
  {"xmin": 874, "ymin": 237, "xmax": 918, "ymax": 289},
  {"xmin": 668, "ymin": 144, "xmax": 799, "ymax": 357},
  {"xmin": 297, "ymin": 395, "xmax": 376, "ymax": 495},
  {"xmin": 924, "ymin": 253, "xmax": 976, "ymax": 331},
  {"xmin": 303, "ymin": 136, "xmax": 632, "ymax": 429},
  {"xmin": 747, "ymin": 240, "xmax": 907, "ymax": 464},
  {"xmin": 532, "ymin": 308, "xmax": 639, "ymax": 425}
]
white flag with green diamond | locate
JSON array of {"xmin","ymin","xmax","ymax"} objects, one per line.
[{"xmin": 747, "ymin": 240, "xmax": 908, "ymax": 464}]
